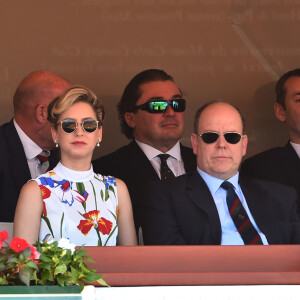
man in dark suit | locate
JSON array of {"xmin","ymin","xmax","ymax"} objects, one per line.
[
  {"xmin": 241, "ymin": 69, "xmax": 300, "ymax": 211},
  {"xmin": 93, "ymin": 69, "xmax": 196, "ymax": 236},
  {"xmin": 143, "ymin": 101, "xmax": 300, "ymax": 245},
  {"xmin": 0, "ymin": 70, "xmax": 70, "ymax": 222}
]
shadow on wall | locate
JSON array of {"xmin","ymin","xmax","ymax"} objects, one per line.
[{"xmin": 244, "ymin": 81, "xmax": 287, "ymax": 159}]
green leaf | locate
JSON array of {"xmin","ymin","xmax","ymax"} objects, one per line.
[
  {"xmin": 54, "ymin": 264, "xmax": 67, "ymax": 275},
  {"xmin": 0, "ymin": 277, "xmax": 8, "ymax": 285},
  {"xmin": 19, "ymin": 268, "xmax": 33, "ymax": 286},
  {"xmin": 7, "ymin": 256, "xmax": 18, "ymax": 264},
  {"xmin": 40, "ymin": 269, "xmax": 53, "ymax": 282},
  {"xmin": 22, "ymin": 247, "xmax": 32, "ymax": 259},
  {"xmin": 57, "ymin": 275, "xmax": 65, "ymax": 286},
  {"xmin": 97, "ymin": 277, "xmax": 110, "ymax": 287},
  {"xmin": 26, "ymin": 260, "xmax": 39, "ymax": 270},
  {"xmin": 82, "ymin": 271, "xmax": 103, "ymax": 283},
  {"xmin": 70, "ymin": 266, "xmax": 79, "ymax": 281}
]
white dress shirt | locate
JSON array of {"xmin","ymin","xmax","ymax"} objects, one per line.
[
  {"xmin": 14, "ymin": 119, "xmax": 45, "ymax": 178},
  {"xmin": 135, "ymin": 140, "xmax": 185, "ymax": 178},
  {"xmin": 290, "ymin": 141, "xmax": 300, "ymax": 159},
  {"xmin": 198, "ymin": 168, "xmax": 268, "ymax": 245}
]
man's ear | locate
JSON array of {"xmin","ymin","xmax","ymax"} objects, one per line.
[
  {"xmin": 274, "ymin": 103, "xmax": 286, "ymax": 122},
  {"xmin": 191, "ymin": 133, "xmax": 198, "ymax": 156},
  {"xmin": 242, "ymin": 134, "xmax": 248, "ymax": 157},
  {"xmin": 35, "ymin": 104, "xmax": 48, "ymax": 123},
  {"xmin": 124, "ymin": 112, "xmax": 136, "ymax": 129}
]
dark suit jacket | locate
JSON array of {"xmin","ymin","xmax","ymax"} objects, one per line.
[
  {"xmin": 0, "ymin": 120, "xmax": 59, "ymax": 222},
  {"xmin": 92, "ymin": 140, "xmax": 197, "ymax": 233},
  {"xmin": 240, "ymin": 142, "xmax": 300, "ymax": 213},
  {"xmin": 142, "ymin": 171, "xmax": 300, "ymax": 245}
]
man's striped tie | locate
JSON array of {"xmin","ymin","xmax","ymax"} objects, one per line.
[{"xmin": 221, "ymin": 181, "xmax": 263, "ymax": 245}]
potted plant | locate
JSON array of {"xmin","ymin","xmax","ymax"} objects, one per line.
[{"xmin": 0, "ymin": 230, "xmax": 107, "ymax": 295}]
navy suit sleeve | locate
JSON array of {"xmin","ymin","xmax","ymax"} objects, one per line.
[{"xmin": 142, "ymin": 180, "xmax": 187, "ymax": 245}]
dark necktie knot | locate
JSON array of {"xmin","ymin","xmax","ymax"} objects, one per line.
[
  {"xmin": 220, "ymin": 180, "xmax": 233, "ymax": 191},
  {"xmin": 158, "ymin": 153, "xmax": 170, "ymax": 163},
  {"xmin": 157, "ymin": 154, "xmax": 175, "ymax": 180}
]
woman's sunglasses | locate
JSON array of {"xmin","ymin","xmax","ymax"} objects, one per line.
[
  {"xmin": 134, "ymin": 99, "xmax": 186, "ymax": 114},
  {"xmin": 199, "ymin": 131, "xmax": 243, "ymax": 144},
  {"xmin": 59, "ymin": 119, "xmax": 99, "ymax": 134}
]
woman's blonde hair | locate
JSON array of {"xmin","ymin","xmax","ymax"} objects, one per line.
[{"xmin": 47, "ymin": 85, "xmax": 105, "ymax": 127}]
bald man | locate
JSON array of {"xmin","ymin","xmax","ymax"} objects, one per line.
[{"xmin": 0, "ymin": 70, "xmax": 70, "ymax": 221}]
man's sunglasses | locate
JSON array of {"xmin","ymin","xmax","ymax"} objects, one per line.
[
  {"xmin": 134, "ymin": 99, "xmax": 186, "ymax": 114},
  {"xmin": 199, "ymin": 131, "xmax": 243, "ymax": 144},
  {"xmin": 59, "ymin": 118, "xmax": 99, "ymax": 134}
]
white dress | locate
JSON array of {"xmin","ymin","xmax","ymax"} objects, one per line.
[{"xmin": 33, "ymin": 162, "xmax": 118, "ymax": 246}]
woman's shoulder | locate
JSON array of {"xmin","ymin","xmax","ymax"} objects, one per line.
[{"xmin": 32, "ymin": 170, "xmax": 60, "ymax": 184}]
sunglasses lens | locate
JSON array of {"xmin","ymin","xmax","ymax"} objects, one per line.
[
  {"xmin": 82, "ymin": 119, "xmax": 98, "ymax": 133},
  {"xmin": 148, "ymin": 101, "xmax": 168, "ymax": 113},
  {"xmin": 201, "ymin": 132, "xmax": 219, "ymax": 144},
  {"xmin": 61, "ymin": 119, "xmax": 77, "ymax": 134},
  {"xmin": 171, "ymin": 99, "xmax": 186, "ymax": 112},
  {"xmin": 147, "ymin": 99, "xmax": 186, "ymax": 113},
  {"xmin": 224, "ymin": 133, "xmax": 241, "ymax": 144}
]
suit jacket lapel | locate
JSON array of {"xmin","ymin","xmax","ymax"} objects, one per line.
[
  {"xmin": 186, "ymin": 171, "xmax": 222, "ymax": 243},
  {"xmin": 281, "ymin": 142, "xmax": 300, "ymax": 189},
  {"xmin": 239, "ymin": 177, "xmax": 276, "ymax": 244},
  {"xmin": 4, "ymin": 120, "xmax": 31, "ymax": 191},
  {"xmin": 130, "ymin": 140, "xmax": 160, "ymax": 180},
  {"xmin": 180, "ymin": 144, "xmax": 196, "ymax": 173}
]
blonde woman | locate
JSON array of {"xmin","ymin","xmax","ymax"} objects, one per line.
[{"xmin": 14, "ymin": 85, "xmax": 137, "ymax": 246}]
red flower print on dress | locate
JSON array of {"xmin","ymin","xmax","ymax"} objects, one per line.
[
  {"xmin": 0, "ymin": 230, "xmax": 9, "ymax": 249},
  {"xmin": 98, "ymin": 217, "xmax": 113, "ymax": 235},
  {"xmin": 40, "ymin": 185, "xmax": 51, "ymax": 200},
  {"xmin": 43, "ymin": 201, "xmax": 47, "ymax": 217},
  {"xmin": 77, "ymin": 210, "xmax": 113, "ymax": 236},
  {"xmin": 10, "ymin": 237, "xmax": 29, "ymax": 252}
]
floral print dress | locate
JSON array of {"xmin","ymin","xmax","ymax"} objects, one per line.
[{"xmin": 33, "ymin": 162, "xmax": 118, "ymax": 246}]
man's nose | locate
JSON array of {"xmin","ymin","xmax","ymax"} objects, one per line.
[
  {"xmin": 164, "ymin": 104, "xmax": 175, "ymax": 116},
  {"xmin": 216, "ymin": 134, "xmax": 226, "ymax": 148}
]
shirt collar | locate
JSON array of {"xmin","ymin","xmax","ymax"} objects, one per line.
[
  {"xmin": 290, "ymin": 141, "xmax": 300, "ymax": 159},
  {"xmin": 14, "ymin": 119, "xmax": 43, "ymax": 160},
  {"xmin": 197, "ymin": 167, "xmax": 240, "ymax": 194},
  {"xmin": 135, "ymin": 139, "xmax": 182, "ymax": 161}
]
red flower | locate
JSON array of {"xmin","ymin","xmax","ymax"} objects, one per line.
[
  {"xmin": 10, "ymin": 237, "xmax": 29, "ymax": 252},
  {"xmin": 40, "ymin": 185, "xmax": 51, "ymax": 200},
  {"xmin": 29, "ymin": 245, "xmax": 40, "ymax": 262},
  {"xmin": 77, "ymin": 210, "xmax": 113, "ymax": 236},
  {"xmin": 0, "ymin": 230, "xmax": 9, "ymax": 249}
]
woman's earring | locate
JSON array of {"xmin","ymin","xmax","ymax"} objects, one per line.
[
  {"xmin": 97, "ymin": 139, "xmax": 101, "ymax": 147},
  {"xmin": 55, "ymin": 141, "xmax": 59, "ymax": 148}
]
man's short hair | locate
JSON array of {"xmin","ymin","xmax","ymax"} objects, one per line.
[
  {"xmin": 117, "ymin": 69, "xmax": 175, "ymax": 139},
  {"xmin": 276, "ymin": 68, "xmax": 300, "ymax": 109},
  {"xmin": 193, "ymin": 100, "xmax": 246, "ymax": 134}
]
